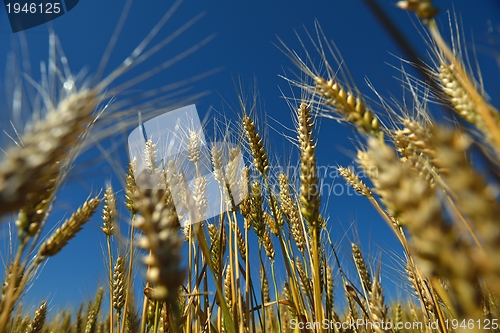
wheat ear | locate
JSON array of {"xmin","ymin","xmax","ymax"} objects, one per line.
[
  {"xmin": 427, "ymin": 127, "xmax": 500, "ymax": 297},
  {"xmin": 101, "ymin": 185, "xmax": 116, "ymax": 332},
  {"xmin": 278, "ymin": 174, "xmax": 305, "ymax": 253},
  {"xmin": 314, "ymin": 76, "xmax": 383, "ymax": 139},
  {"xmin": 102, "ymin": 186, "xmax": 117, "ymax": 236},
  {"xmin": 396, "ymin": 0, "xmax": 439, "ymax": 20},
  {"xmin": 37, "ymin": 196, "xmax": 102, "ymax": 261},
  {"xmin": 85, "ymin": 288, "xmax": 103, "ymax": 333},
  {"xmin": 133, "ymin": 176, "xmax": 184, "ymax": 305},
  {"xmin": 243, "ymin": 117, "xmax": 269, "ymax": 176},
  {"xmin": 351, "ymin": 243, "xmax": 372, "ymax": 295},
  {"xmin": 359, "ymin": 137, "xmax": 482, "ymax": 319},
  {"xmin": 25, "ymin": 301, "xmax": 46, "ymax": 333},
  {"xmin": 113, "ymin": 256, "xmax": 126, "ymax": 327},
  {"xmin": 368, "ymin": 275, "xmax": 390, "ymax": 333},
  {"xmin": 338, "ymin": 167, "xmax": 372, "ymax": 197}
]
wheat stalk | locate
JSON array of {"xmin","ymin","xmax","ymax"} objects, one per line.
[{"xmin": 296, "ymin": 102, "xmax": 324, "ymax": 329}]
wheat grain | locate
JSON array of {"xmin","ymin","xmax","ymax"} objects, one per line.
[
  {"xmin": 243, "ymin": 117, "xmax": 269, "ymax": 176},
  {"xmin": 325, "ymin": 267, "xmax": 334, "ymax": 320},
  {"xmin": 211, "ymin": 145, "xmax": 224, "ymax": 185},
  {"xmin": 0, "ymin": 89, "xmax": 97, "ymax": 217},
  {"xmin": 405, "ymin": 263, "xmax": 435, "ymax": 321},
  {"xmin": 133, "ymin": 180, "xmax": 184, "ymax": 304},
  {"xmin": 313, "ymin": 78, "xmax": 383, "ymax": 139},
  {"xmin": 439, "ymin": 64, "xmax": 485, "ymax": 128},
  {"xmin": 25, "ymin": 301, "xmax": 46, "ymax": 333},
  {"xmin": 85, "ymin": 288, "xmax": 103, "ymax": 333},
  {"xmin": 297, "ymin": 102, "xmax": 320, "ymax": 229},
  {"xmin": 144, "ymin": 139, "xmax": 159, "ymax": 176},
  {"xmin": 76, "ymin": 304, "xmax": 84, "ymax": 333},
  {"xmin": 188, "ymin": 130, "xmax": 201, "ymax": 164},
  {"xmin": 101, "ymin": 186, "xmax": 117, "ymax": 237},
  {"xmin": 297, "ymin": 101, "xmax": 324, "ymax": 327},
  {"xmin": 16, "ymin": 178, "xmax": 56, "ymax": 238},
  {"xmin": 250, "ymin": 181, "xmax": 265, "ymax": 240},
  {"xmin": 0, "ymin": 263, "xmax": 22, "ymax": 314},
  {"xmin": 207, "ymin": 223, "xmax": 220, "ymax": 275},
  {"xmin": 224, "ymin": 266, "xmax": 232, "ymax": 309},
  {"xmin": 113, "ymin": 257, "xmax": 126, "ymax": 312},
  {"xmin": 394, "ymin": 127, "xmax": 436, "ymax": 188},
  {"xmin": 295, "ymin": 259, "xmax": 311, "ymax": 300},
  {"xmin": 394, "ymin": 304, "xmax": 402, "ymax": 333},
  {"xmin": 226, "ymin": 147, "xmax": 243, "ymax": 207},
  {"xmin": 234, "ymin": 222, "xmax": 246, "ymax": 261},
  {"xmin": 263, "ymin": 212, "xmax": 278, "ymax": 237},
  {"xmin": 125, "ymin": 159, "xmax": 138, "ymax": 214},
  {"xmin": 193, "ymin": 176, "xmax": 208, "ymax": 222},
  {"xmin": 396, "ymin": 0, "xmax": 438, "ymax": 20},
  {"xmin": 368, "ymin": 276, "xmax": 389, "ymax": 333},
  {"xmin": 261, "ymin": 268, "xmax": 270, "ymax": 306},
  {"xmin": 351, "ymin": 243, "xmax": 372, "ymax": 294},
  {"xmin": 282, "ymin": 282, "xmax": 296, "ymax": 317},
  {"xmin": 262, "ymin": 228, "xmax": 275, "ymax": 260},
  {"xmin": 338, "ymin": 167, "xmax": 372, "ymax": 197},
  {"xmin": 359, "ymin": 137, "xmax": 483, "ymax": 319},
  {"xmin": 278, "ymin": 174, "xmax": 305, "ymax": 253},
  {"xmin": 125, "ymin": 293, "xmax": 140, "ymax": 333},
  {"xmin": 428, "ymin": 127, "xmax": 500, "ymax": 298}
]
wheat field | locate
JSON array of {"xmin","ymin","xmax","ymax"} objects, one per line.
[{"xmin": 1, "ymin": 0, "xmax": 500, "ymax": 332}]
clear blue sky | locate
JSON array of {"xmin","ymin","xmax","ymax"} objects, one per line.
[{"xmin": 1, "ymin": 0, "xmax": 500, "ymax": 315}]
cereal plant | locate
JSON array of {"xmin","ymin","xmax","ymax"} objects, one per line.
[{"xmin": 1, "ymin": 0, "xmax": 500, "ymax": 332}]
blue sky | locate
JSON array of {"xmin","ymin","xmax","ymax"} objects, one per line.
[{"xmin": 1, "ymin": 0, "xmax": 500, "ymax": 315}]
